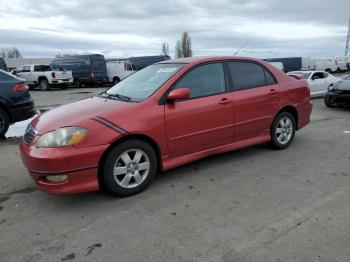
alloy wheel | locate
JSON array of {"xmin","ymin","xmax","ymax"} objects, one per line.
[
  {"xmin": 113, "ymin": 149, "xmax": 150, "ymax": 189},
  {"xmin": 275, "ymin": 117, "xmax": 293, "ymax": 145}
]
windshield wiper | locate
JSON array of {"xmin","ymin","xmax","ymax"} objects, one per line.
[{"xmin": 102, "ymin": 91, "xmax": 131, "ymax": 101}]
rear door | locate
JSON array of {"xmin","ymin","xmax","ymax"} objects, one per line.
[
  {"xmin": 228, "ymin": 61, "xmax": 280, "ymax": 142},
  {"xmin": 165, "ymin": 62, "xmax": 234, "ymax": 157}
]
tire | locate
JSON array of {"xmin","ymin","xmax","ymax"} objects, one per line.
[
  {"xmin": 102, "ymin": 139, "xmax": 157, "ymax": 197},
  {"xmin": 0, "ymin": 108, "xmax": 10, "ymax": 138},
  {"xmin": 39, "ymin": 79, "xmax": 50, "ymax": 91},
  {"xmin": 73, "ymin": 80, "xmax": 81, "ymax": 88},
  {"xmin": 113, "ymin": 77, "xmax": 120, "ymax": 85},
  {"xmin": 324, "ymin": 95, "xmax": 336, "ymax": 108},
  {"xmin": 269, "ymin": 112, "xmax": 296, "ymax": 150},
  {"xmin": 61, "ymin": 85, "xmax": 67, "ymax": 90}
]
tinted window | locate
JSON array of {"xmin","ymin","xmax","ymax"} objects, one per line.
[
  {"xmin": 229, "ymin": 61, "xmax": 274, "ymax": 90},
  {"xmin": 174, "ymin": 63, "xmax": 226, "ymax": 99},
  {"xmin": 264, "ymin": 70, "xmax": 277, "ymax": 85},
  {"xmin": 23, "ymin": 66, "xmax": 31, "ymax": 72},
  {"xmin": 34, "ymin": 65, "xmax": 51, "ymax": 72}
]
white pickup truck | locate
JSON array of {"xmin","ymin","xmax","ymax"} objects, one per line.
[{"xmin": 15, "ymin": 64, "xmax": 73, "ymax": 91}]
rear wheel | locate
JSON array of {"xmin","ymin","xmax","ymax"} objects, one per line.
[
  {"xmin": 39, "ymin": 79, "xmax": 50, "ymax": 91},
  {"xmin": 102, "ymin": 139, "xmax": 157, "ymax": 197},
  {"xmin": 270, "ymin": 112, "xmax": 296, "ymax": 150},
  {"xmin": 0, "ymin": 108, "xmax": 10, "ymax": 138},
  {"xmin": 113, "ymin": 77, "xmax": 120, "ymax": 85}
]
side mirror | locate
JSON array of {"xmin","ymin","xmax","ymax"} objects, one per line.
[{"xmin": 167, "ymin": 88, "xmax": 190, "ymax": 101}]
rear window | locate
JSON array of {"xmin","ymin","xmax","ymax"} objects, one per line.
[
  {"xmin": 0, "ymin": 70, "xmax": 15, "ymax": 80},
  {"xmin": 34, "ymin": 65, "xmax": 51, "ymax": 72},
  {"xmin": 229, "ymin": 61, "xmax": 276, "ymax": 90}
]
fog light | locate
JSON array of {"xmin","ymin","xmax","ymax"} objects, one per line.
[{"xmin": 45, "ymin": 175, "xmax": 68, "ymax": 183}]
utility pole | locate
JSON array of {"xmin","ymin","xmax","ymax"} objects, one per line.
[{"xmin": 345, "ymin": 16, "xmax": 350, "ymax": 56}]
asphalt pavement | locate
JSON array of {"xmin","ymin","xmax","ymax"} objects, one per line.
[{"xmin": 0, "ymin": 88, "xmax": 350, "ymax": 262}]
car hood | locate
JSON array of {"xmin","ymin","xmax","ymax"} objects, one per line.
[
  {"xmin": 31, "ymin": 96, "xmax": 138, "ymax": 134},
  {"xmin": 335, "ymin": 80, "xmax": 350, "ymax": 91}
]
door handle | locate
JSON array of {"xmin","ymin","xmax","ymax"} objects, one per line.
[
  {"xmin": 218, "ymin": 98, "xmax": 232, "ymax": 105},
  {"xmin": 269, "ymin": 88, "xmax": 278, "ymax": 94}
]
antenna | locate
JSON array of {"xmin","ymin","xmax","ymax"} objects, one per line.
[
  {"xmin": 234, "ymin": 40, "xmax": 250, "ymax": 56},
  {"xmin": 345, "ymin": 16, "xmax": 350, "ymax": 56}
]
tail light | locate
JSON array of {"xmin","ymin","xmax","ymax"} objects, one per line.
[
  {"xmin": 12, "ymin": 83, "xmax": 29, "ymax": 92},
  {"xmin": 51, "ymin": 72, "xmax": 56, "ymax": 79},
  {"xmin": 90, "ymin": 70, "xmax": 95, "ymax": 78}
]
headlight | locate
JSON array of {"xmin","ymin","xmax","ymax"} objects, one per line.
[{"xmin": 36, "ymin": 127, "xmax": 87, "ymax": 148}]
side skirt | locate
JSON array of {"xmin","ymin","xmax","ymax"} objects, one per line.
[{"xmin": 162, "ymin": 131, "xmax": 271, "ymax": 171}]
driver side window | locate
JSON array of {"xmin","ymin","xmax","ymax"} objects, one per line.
[{"xmin": 174, "ymin": 63, "xmax": 226, "ymax": 99}]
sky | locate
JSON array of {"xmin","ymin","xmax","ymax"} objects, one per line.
[{"xmin": 0, "ymin": 0, "xmax": 349, "ymax": 59}]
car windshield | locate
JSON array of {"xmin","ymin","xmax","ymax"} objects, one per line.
[{"xmin": 105, "ymin": 63, "xmax": 185, "ymax": 100}]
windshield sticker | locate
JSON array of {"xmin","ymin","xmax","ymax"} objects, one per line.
[{"xmin": 157, "ymin": 68, "xmax": 178, "ymax": 73}]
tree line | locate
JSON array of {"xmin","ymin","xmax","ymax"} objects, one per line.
[{"xmin": 161, "ymin": 32, "xmax": 193, "ymax": 58}]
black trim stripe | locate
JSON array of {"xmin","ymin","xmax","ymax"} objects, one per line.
[
  {"xmin": 95, "ymin": 116, "xmax": 129, "ymax": 135},
  {"xmin": 30, "ymin": 165, "xmax": 98, "ymax": 176},
  {"xmin": 90, "ymin": 118, "xmax": 125, "ymax": 135}
]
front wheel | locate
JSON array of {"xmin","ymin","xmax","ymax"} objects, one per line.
[
  {"xmin": 324, "ymin": 95, "xmax": 336, "ymax": 108},
  {"xmin": 269, "ymin": 112, "xmax": 296, "ymax": 150},
  {"xmin": 73, "ymin": 80, "xmax": 81, "ymax": 88},
  {"xmin": 102, "ymin": 139, "xmax": 157, "ymax": 197}
]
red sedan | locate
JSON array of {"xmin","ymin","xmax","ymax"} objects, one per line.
[{"xmin": 20, "ymin": 57, "xmax": 312, "ymax": 196}]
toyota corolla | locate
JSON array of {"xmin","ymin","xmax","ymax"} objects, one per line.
[{"xmin": 20, "ymin": 57, "xmax": 312, "ymax": 196}]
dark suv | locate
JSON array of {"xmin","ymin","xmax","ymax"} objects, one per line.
[{"xmin": 0, "ymin": 69, "xmax": 36, "ymax": 137}]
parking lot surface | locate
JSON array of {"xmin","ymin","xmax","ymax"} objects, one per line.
[{"xmin": 1, "ymin": 88, "xmax": 350, "ymax": 262}]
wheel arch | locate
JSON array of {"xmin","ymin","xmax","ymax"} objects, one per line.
[
  {"xmin": 97, "ymin": 134, "xmax": 163, "ymax": 187},
  {"xmin": 275, "ymin": 105, "xmax": 299, "ymax": 130},
  {"xmin": 0, "ymin": 101, "xmax": 12, "ymax": 122},
  {"xmin": 38, "ymin": 76, "xmax": 48, "ymax": 82}
]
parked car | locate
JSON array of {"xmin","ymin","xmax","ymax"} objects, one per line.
[
  {"xmin": 0, "ymin": 69, "xmax": 36, "ymax": 137},
  {"xmin": 20, "ymin": 56, "xmax": 312, "ymax": 196},
  {"xmin": 268, "ymin": 61, "xmax": 284, "ymax": 72},
  {"xmin": 50, "ymin": 54, "xmax": 108, "ymax": 88},
  {"xmin": 324, "ymin": 75, "xmax": 350, "ymax": 108},
  {"xmin": 106, "ymin": 60, "xmax": 136, "ymax": 85},
  {"xmin": 315, "ymin": 59, "xmax": 338, "ymax": 73},
  {"xmin": 264, "ymin": 57, "xmax": 316, "ymax": 72},
  {"xmin": 288, "ymin": 71, "xmax": 342, "ymax": 97},
  {"xmin": 127, "ymin": 55, "xmax": 171, "ymax": 70},
  {"xmin": 14, "ymin": 65, "xmax": 73, "ymax": 91},
  {"xmin": 0, "ymin": 58, "xmax": 8, "ymax": 71}
]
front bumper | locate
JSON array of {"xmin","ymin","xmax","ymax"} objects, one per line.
[
  {"xmin": 20, "ymin": 140, "xmax": 109, "ymax": 194},
  {"xmin": 325, "ymin": 91, "xmax": 350, "ymax": 104}
]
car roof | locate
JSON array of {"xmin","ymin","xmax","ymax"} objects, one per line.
[{"xmin": 159, "ymin": 56, "xmax": 263, "ymax": 65}]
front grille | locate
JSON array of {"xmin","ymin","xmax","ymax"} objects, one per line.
[{"xmin": 23, "ymin": 124, "xmax": 37, "ymax": 144}]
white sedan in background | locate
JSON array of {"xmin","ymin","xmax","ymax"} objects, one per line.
[{"xmin": 288, "ymin": 71, "xmax": 342, "ymax": 97}]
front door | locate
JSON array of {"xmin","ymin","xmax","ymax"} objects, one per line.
[{"xmin": 165, "ymin": 63, "xmax": 234, "ymax": 157}]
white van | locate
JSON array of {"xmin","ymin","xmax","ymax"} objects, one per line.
[
  {"xmin": 315, "ymin": 59, "xmax": 338, "ymax": 73},
  {"xmin": 106, "ymin": 60, "xmax": 136, "ymax": 85}
]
